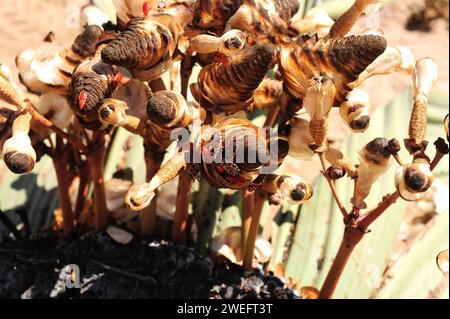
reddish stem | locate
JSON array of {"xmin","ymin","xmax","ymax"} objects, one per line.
[
  {"xmin": 148, "ymin": 78, "xmax": 167, "ymax": 93},
  {"xmin": 243, "ymin": 191, "xmax": 265, "ymax": 270},
  {"xmin": 319, "ymin": 152, "xmax": 350, "ymax": 221},
  {"xmin": 140, "ymin": 146, "xmax": 164, "ymax": 236},
  {"xmin": 319, "ymin": 147, "xmax": 446, "ymax": 299},
  {"xmin": 241, "ymin": 190, "xmax": 255, "ymax": 257},
  {"xmin": 74, "ymin": 163, "xmax": 91, "ymax": 220},
  {"xmin": 358, "ymin": 192, "xmax": 400, "ymax": 230},
  {"xmin": 264, "ymin": 106, "xmax": 279, "ymax": 128},
  {"xmin": 86, "ymin": 133, "xmax": 109, "ymax": 230},
  {"xmin": 172, "ymin": 170, "xmax": 192, "ymax": 244},
  {"xmin": 52, "ymin": 140, "xmax": 74, "ymax": 232},
  {"xmin": 318, "ymin": 225, "xmax": 364, "ymax": 299}
]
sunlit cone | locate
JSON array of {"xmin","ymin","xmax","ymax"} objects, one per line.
[
  {"xmin": 200, "ymin": 117, "xmax": 269, "ymax": 190},
  {"xmin": 147, "ymin": 90, "xmax": 196, "ymax": 130},
  {"xmin": 101, "ymin": 14, "xmax": 183, "ymax": 81},
  {"xmin": 196, "ymin": 43, "xmax": 277, "ymax": 114},
  {"xmin": 279, "ymin": 34, "xmax": 387, "ymax": 114},
  {"xmin": 69, "ymin": 44, "xmax": 119, "ymax": 119}
]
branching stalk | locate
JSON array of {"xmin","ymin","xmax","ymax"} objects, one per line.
[
  {"xmin": 319, "ymin": 143, "xmax": 447, "ymax": 299},
  {"xmin": 319, "ymin": 152, "xmax": 349, "ymax": 221}
]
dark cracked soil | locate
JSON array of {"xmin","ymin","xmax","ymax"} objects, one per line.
[{"xmin": 0, "ymin": 231, "xmax": 298, "ymax": 299}]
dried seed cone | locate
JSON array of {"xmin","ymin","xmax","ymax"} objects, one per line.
[
  {"xmin": 101, "ymin": 15, "xmax": 182, "ymax": 81},
  {"xmin": 70, "ymin": 71, "xmax": 112, "ymax": 115},
  {"xmin": 147, "ymin": 91, "xmax": 192, "ymax": 130},
  {"xmin": 405, "ymin": 58, "xmax": 438, "ymax": 153},
  {"xmin": 71, "ymin": 25, "xmax": 103, "ymax": 60},
  {"xmin": 407, "ymin": 94, "xmax": 428, "ymax": 149},
  {"xmin": 201, "ymin": 117, "xmax": 267, "ymax": 190},
  {"xmin": 309, "ymin": 118, "xmax": 328, "ymax": 151},
  {"xmin": 2, "ymin": 113, "xmax": 36, "ymax": 174},
  {"xmin": 101, "ymin": 28, "xmax": 159, "ymax": 70},
  {"xmin": 197, "ymin": 44, "xmax": 277, "ymax": 114},
  {"xmin": 69, "ymin": 45, "xmax": 118, "ymax": 118},
  {"xmin": 279, "ymin": 35, "xmax": 387, "ymax": 106},
  {"xmin": 326, "ymin": 35, "xmax": 387, "ymax": 101}
]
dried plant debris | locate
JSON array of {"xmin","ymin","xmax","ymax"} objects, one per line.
[{"xmin": 0, "ymin": 232, "xmax": 297, "ymax": 299}]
